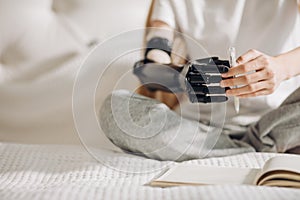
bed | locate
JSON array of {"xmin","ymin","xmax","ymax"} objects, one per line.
[{"xmin": 1, "ymin": 142, "xmax": 299, "ymax": 200}]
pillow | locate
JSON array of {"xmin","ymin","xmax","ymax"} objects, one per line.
[
  {"xmin": 0, "ymin": 0, "xmax": 149, "ymax": 148},
  {"xmin": 52, "ymin": 0, "xmax": 151, "ymax": 41},
  {"xmin": 0, "ymin": 0, "xmax": 85, "ymax": 74}
]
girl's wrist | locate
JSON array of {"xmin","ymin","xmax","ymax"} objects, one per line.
[
  {"xmin": 275, "ymin": 47, "xmax": 300, "ymax": 81},
  {"xmin": 275, "ymin": 53, "xmax": 293, "ymax": 81}
]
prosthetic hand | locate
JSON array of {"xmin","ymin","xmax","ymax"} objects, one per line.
[{"xmin": 134, "ymin": 56, "xmax": 230, "ymax": 103}]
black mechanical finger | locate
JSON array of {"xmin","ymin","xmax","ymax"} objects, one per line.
[
  {"xmin": 186, "ymin": 85, "xmax": 226, "ymax": 94},
  {"xmin": 188, "ymin": 94, "xmax": 228, "ymax": 103}
]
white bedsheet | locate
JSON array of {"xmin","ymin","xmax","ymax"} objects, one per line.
[{"xmin": 0, "ymin": 142, "xmax": 299, "ymax": 200}]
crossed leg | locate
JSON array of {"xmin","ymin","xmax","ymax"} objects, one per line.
[
  {"xmin": 99, "ymin": 90, "xmax": 254, "ymax": 161},
  {"xmin": 99, "ymin": 87, "xmax": 300, "ymax": 161}
]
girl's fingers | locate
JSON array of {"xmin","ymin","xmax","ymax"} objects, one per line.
[
  {"xmin": 236, "ymin": 49, "xmax": 262, "ymax": 64},
  {"xmin": 219, "ymin": 49, "xmax": 279, "ymax": 98},
  {"xmin": 226, "ymin": 80, "xmax": 274, "ymax": 96},
  {"xmin": 237, "ymin": 89, "xmax": 272, "ymax": 98},
  {"xmin": 222, "ymin": 55, "xmax": 267, "ymax": 78},
  {"xmin": 220, "ymin": 68, "xmax": 274, "ymax": 87}
]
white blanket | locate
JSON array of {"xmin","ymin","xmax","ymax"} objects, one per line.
[{"xmin": 1, "ymin": 142, "xmax": 299, "ymax": 200}]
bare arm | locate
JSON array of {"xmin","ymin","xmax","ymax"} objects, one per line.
[
  {"xmin": 137, "ymin": 20, "xmax": 183, "ymax": 109},
  {"xmin": 146, "ymin": 20, "xmax": 173, "ymax": 64},
  {"xmin": 277, "ymin": 47, "xmax": 300, "ymax": 79},
  {"xmin": 149, "ymin": 20, "xmax": 170, "ymax": 28}
]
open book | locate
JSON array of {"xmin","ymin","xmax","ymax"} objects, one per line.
[{"xmin": 150, "ymin": 156, "xmax": 300, "ymax": 188}]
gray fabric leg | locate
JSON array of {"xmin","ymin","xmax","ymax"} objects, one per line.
[
  {"xmin": 243, "ymin": 87, "xmax": 300, "ymax": 153},
  {"xmin": 99, "ymin": 90, "xmax": 254, "ymax": 161}
]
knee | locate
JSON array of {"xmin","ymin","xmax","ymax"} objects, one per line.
[
  {"xmin": 98, "ymin": 90, "xmax": 192, "ymax": 161},
  {"xmin": 98, "ymin": 90, "xmax": 135, "ymax": 150},
  {"xmin": 98, "ymin": 89, "xmax": 168, "ymax": 153}
]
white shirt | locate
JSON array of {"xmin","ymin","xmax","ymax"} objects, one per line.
[{"xmin": 151, "ymin": 0, "xmax": 300, "ymax": 127}]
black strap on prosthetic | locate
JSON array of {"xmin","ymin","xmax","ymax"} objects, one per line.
[{"xmin": 145, "ymin": 37, "xmax": 172, "ymax": 59}]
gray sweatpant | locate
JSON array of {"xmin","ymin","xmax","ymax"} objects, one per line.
[{"xmin": 99, "ymin": 88, "xmax": 300, "ymax": 161}]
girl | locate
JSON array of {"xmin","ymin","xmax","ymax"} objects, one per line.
[{"xmin": 100, "ymin": 0, "xmax": 300, "ymax": 161}]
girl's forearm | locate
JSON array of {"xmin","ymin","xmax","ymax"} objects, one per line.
[
  {"xmin": 149, "ymin": 20, "xmax": 170, "ymax": 28},
  {"xmin": 276, "ymin": 47, "xmax": 300, "ymax": 80}
]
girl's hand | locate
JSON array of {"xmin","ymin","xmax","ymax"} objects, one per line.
[{"xmin": 220, "ymin": 49, "xmax": 287, "ymax": 98}]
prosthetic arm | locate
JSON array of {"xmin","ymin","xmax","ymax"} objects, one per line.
[{"xmin": 134, "ymin": 33, "xmax": 230, "ymax": 103}]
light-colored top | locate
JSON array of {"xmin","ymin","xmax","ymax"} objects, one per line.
[{"xmin": 151, "ymin": 0, "xmax": 300, "ymax": 127}]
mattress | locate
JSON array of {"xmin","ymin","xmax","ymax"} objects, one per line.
[{"xmin": 0, "ymin": 142, "xmax": 299, "ymax": 200}]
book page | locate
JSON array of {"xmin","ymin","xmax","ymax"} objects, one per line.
[
  {"xmin": 257, "ymin": 171, "xmax": 300, "ymax": 186},
  {"xmin": 150, "ymin": 165, "xmax": 260, "ymax": 187},
  {"xmin": 260, "ymin": 156, "xmax": 300, "ymax": 175},
  {"xmin": 261, "ymin": 180, "xmax": 300, "ymax": 188},
  {"xmin": 256, "ymin": 156, "xmax": 300, "ymax": 185}
]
